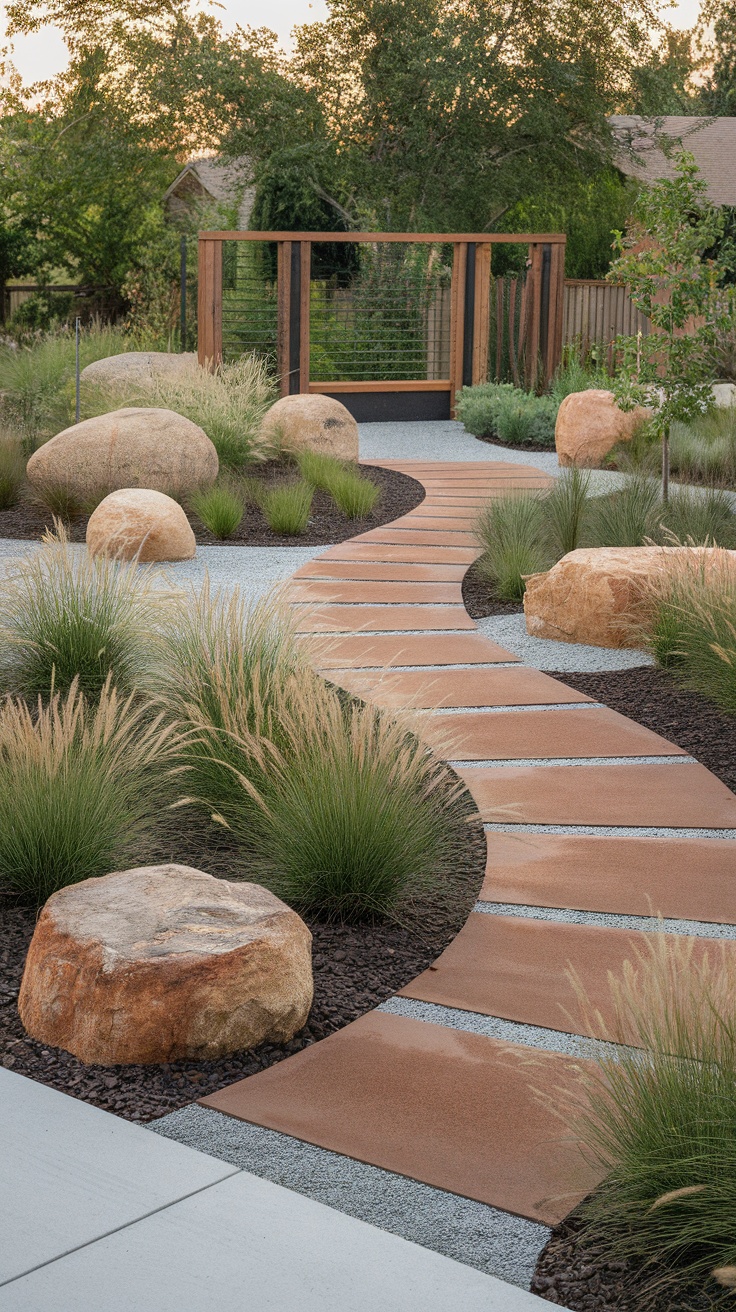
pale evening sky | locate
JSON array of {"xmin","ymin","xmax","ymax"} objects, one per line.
[{"xmin": 0, "ymin": 0, "xmax": 705, "ymax": 88}]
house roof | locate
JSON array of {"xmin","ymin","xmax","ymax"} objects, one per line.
[
  {"xmin": 163, "ymin": 156, "xmax": 254, "ymax": 227},
  {"xmin": 610, "ymin": 116, "xmax": 736, "ymax": 207}
]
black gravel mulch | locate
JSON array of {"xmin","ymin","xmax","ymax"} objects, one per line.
[
  {"xmin": 0, "ymin": 462, "xmax": 424, "ymax": 549},
  {"xmin": 531, "ymin": 1212, "xmax": 724, "ymax": 1311},
  {"xmin": 0, "ymin": 812, "xmax": 486, "ymax": 1124}
]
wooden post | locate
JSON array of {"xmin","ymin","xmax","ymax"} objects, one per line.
[
  {"xmin": 472, "ymin": 243, "xmax": 491, "ymax": 385},
  {"xmin": 277, "ymin": 241, "xmax": 292, "ymax": 397},
  {"xmin": 197, "ymin": 237, "xmax": 223, "ymax": 369},
  {"xmin": 300, "ymin": 240, "xmax": 311, "ymax": 393},
  {"xmin": 449, "ymin": 242, "xmax": 467, "ymax": 415},
  {"xmin": 525, "ymin": 243, "xmax": 544, "ymax": 391},
  {"xmin": 547, "ymin": 239, "xmax": 566, "ymax": 384}
]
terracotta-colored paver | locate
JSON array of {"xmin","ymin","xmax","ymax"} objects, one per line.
[
  {"xmin": 421, "ymin": 706, "xmax": 686, "ymax": 760},
  {"xmin": 461, "ymin": 761, "xmax": 736, "ymax": 828},
  {"xmin": 200, "ymin": 1010, "xmax": 599, "ymax": 1225},
  {"xmin": 483, "ymin": 831, "xmax": 736, "ymax": 923},
  {"xmin": 400, "ymin": 913, "xmax": 734, "ymax": 1036},
  {"xmin": 293, "ymin": 561, "xmax": 469, "ymax": 582},
  {"xmin": 292, "ymin": 604, "xmax": 475, "ymax": 633},
  {"xmin": 332, "ymin": 665, "xmax": 594, "ymax": 709},
  {"xmin": 387, "ymin": 515, "xmax": 480, "ymax": 531},
  {"xmin": 303, "ymin": 631, "xmax": 519, "ymax": 668},
  {"xmin": 352, "ymin": 528, "xmax": 478, "ymax": 547},
  {"xmin": 287, "ymin": 580, "xmax": 463, "ymax": 605},
  {"xmin": 319, "ymin": 544, "xmax": 480, "ymax": 564}
]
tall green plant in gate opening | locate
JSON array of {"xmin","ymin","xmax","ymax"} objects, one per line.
[{"xmin": 608, "ymin": 152, "xmax": 734, "ymax": 500}]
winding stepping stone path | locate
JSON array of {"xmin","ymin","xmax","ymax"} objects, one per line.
[{"xmin": 201, "ymin": 459, "xmax": 736, "ymax": 1231}]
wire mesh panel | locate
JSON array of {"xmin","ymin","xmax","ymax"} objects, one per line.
[
  {"xmin": 308, "ymin": 242, "xmax": 453, "ymax": 383},
  {"xmin": 221, "ymin": 240, "xmax": 278, "ymax": 368}
]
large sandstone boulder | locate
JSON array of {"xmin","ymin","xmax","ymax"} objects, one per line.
[
  {"xmin": 260, "ymin": 393, "xmax": 359, "ymax": 461},
  {"xmin": 86, "ymin": 488, "xmax": 195, "ymax": 562},
  {"xmin": 81, "ymin": 351, "xmax": 198, "ymax": 390},
  {"xmin": 18, "ymin": 865, "xmax": 313, "ymax": 1065},
  {"xmin": 26, "ymin": 408, "xmax": 218, "ymax": 500},
  {"xmin": 524, "ymin": 546, "xmax": 736, "ymax": 648},
  {"xmin": 555, "ymin": 390, "xmax": 652, "ymax": 468}
]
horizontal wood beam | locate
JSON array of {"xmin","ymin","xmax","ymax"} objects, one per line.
[
  {"xmin": 308, "ymin": 380, "xmax": 451, "ymax": 393},
  {"xmin": 199, "ymin": 231, "xmax": 568, "ymax": 245}
]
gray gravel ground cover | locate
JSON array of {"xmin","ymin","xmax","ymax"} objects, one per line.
[
  {"xmin": 476, "ymin": 613, "xmax": 655, "ymax": 672},
  {"xmin": 151, "ymin": 1103, "xmax": 550, "ymax": 1291},
  {"xmin": 475, "ymin": 901, "xmax": 736, "ymax": 939},
  {"xmin": 378, "ymin": 996, "xmax": 609, "ymax": 1060}
]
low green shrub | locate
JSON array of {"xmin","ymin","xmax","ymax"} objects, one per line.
[
  {"xmin": 456, "ymin": 382, "xmax": 558, "ymax": 447},
  {"xmin": 0, "ymin": 433, "xmax": 25, "ymax": 509},
  {"xmin": 189, "ymin": 482, "xmax": 244, "ymax": 539},
  {"xmin": 217, "ymin": 674, "xmax": 465, "ymax": 921},
  {"xmin": 549, "ymin": 354, "xmax": 610, "ymax": 405},
  {"xmin": 0, "ymin": 677, "xmax": 182, "ymax": 904},
  {"xmin": 474, "ymin": 493, "xmax": 549, "ymax": 600},
  {"xmin": 0, "ymin": 526, "xmax": 165, "ymax": 701},
  {"xmin": 260, "ymin": 480, "xmax": 313, "ymax": 534},
  {"xmin": 566, "ymin": 934, "xmax": 736, "ymax": 1304}
]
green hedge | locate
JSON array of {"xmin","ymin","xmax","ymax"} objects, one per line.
[{"xmin": 455, "ymin": 382, "xmax": 558, "ymax": 447}]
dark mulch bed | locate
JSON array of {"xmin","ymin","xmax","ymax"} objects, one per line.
[
  {"xmin": 461, "ymin": 556, "xmax": 525, "ymax": 619},
  {"xmin": 0, "ymin": 803, "xmax": 486, "ymax": 1124},
  {"xmin": 0, "ymin": 462, "xmax": 424, "ymax": 548},
  {"xmin": 473, "ymin": 432, "xmax": 556, "ymax": 453},
  {"xmin": 532, "ymin": 1212, "xmax": 723, "ymax": 1310},
  {"xmin": 564, "ymin": 667, "xmax": 736, "ymax": 796}
]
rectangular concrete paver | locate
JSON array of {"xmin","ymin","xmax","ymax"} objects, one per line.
[
  {"xmin": 461, "ymin": 762, "xmax": 736, "ymax": 827},
  {"xmin": 294, "ymin": 560, "xmax": 470, "ymax": 581},
  {"xmin": 399, "ymin": 913, "xmax": 736, "ymax": 1035},
  {"xmin": 200, "ymin": 1012, "xmax": 598, "ymax": 1226},
  {"xmin": 352, "ymin": 528, "xmax": 478, "ymax": 546},
  {"xmin": 304, "ymin": 632, "xmax": 519, "ymax": 668},
  {"xmin": 320, "ymin": 543, "xmax": 480, "ymax": 564},
  {"xmin": 292, "ymin": 604, "xmax": 475, "ymax": 633},
  {"xmin": 422, "ymin": 706, "xmax": 687, "ymax": 760},
  {"xmin": 483, "ymin": 832, "xmax": 736, "ymax": 922},
  {"xmin": 287, "ymin": 580, "xmax": 463, "ymax": 604},
  {"xmin": 333, "ymin": 666, "xmax": 595, "ymax": 709},
  {"xmin": 0, "ymin": 1069, "xmax": 237, "ymax": 1285}
]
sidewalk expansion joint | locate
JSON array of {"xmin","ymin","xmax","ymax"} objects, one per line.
[{"xmin": 474, "ymin": 901, "xmax": 736, "ymax": 939}]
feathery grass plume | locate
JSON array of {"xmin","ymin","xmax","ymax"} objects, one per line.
[
  {"xmin": 189, "ymin": 480, "xmax": 244, "ymax": 539},
  {"xmin": 0, "ymin": 523, "xmax": 167, "ymax": 701},
  {"xmin": 646, "ymin": 547, "xmax": 736, "ymax": 710},
  {"xmin": 559, "ymin": 934, "xmax": 736, "ymax": 1303},
  {"xmin": 0, "ymin": 431, "xmax": 24, "ymax": 510},
  {"xmin": 669, "ymin": 407, "xmax": 736, "ymax": 487},
  {"xmin": 155, "ymin": 581, "xmax": 304, "ymax": 827},
  {"xmin": 586, "ymin": 474, "xmax": 662, "ymax": 547},
  {"xmin": 474, "ymin": 491, "xmax": 549, "ymax": 600},
  {"xmin": 0, "ymin": 676, "xmax": 185, "ymax": 904},
  {"xmin": 544, "ymin": 467, "xmax": 591, "ymax": 558},
  {"xmin": 84, "ymin": 354, "xmax": 277, "ymax": 470},
  {"xmin": 209, "ymin": 673, "xmax": 467, "ymax": 922},
  {"xmin": 260, "ymin": 480, "xmax": 313, "ymax": 534}
]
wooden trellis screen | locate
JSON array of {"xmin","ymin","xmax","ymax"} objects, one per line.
[{"xmin": 198, "ymin": 231, "xmax": 566, "ymax": 421}]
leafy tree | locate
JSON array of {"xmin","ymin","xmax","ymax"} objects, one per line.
[
  {"xmin": 495, "ymin": 169, "xmax": 638, "ymax": 278},
  {"xmin": 608, "ymin": 152, "xmax": 733, "ymax": 497},
  {"xmin": 624, "ymin": 28, "xmax": 704, "ymax": 115},
  {"xmin": 700, "ymin": 0, "xmax": 736, "ymax": 114}
]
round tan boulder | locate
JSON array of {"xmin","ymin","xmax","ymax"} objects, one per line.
[
  {"xmin": 26, "ymin": 407, "xmax": 218, "ymax": 500},
  {"xmin": 18, "ymin": 865, "xmax": 313, "ymax": 1065},
  {"xmin": 555, "ymin": 390, "xmax": 652, "ymax": 468},
  {"xmin": 86, "ymin": 488, "xmax": 195, "ymax": 562},
  {"xmin": 81, "ymin": 351, "xmax": 199, "ymax": 390},
  {"xmin": 260, "ymin": 393, "xmax": 359, "ymax": 461},
  {"xmin": 524, "ymin": 545, "xmax": 736, "ymax": 648}
]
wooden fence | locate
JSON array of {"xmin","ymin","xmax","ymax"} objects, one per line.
[{"xmin": 563, "ymin": 279, "xmax": 650, "ymax": 355}]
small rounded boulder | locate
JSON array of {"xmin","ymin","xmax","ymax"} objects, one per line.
[
  {"xmin": 260, "ymin": 393, "xmax": 359, "ymax": 462},
  {"xmin": 18, "ymin": 865, "xmax": 314, "ymax": 1065},
  {"xmin": 86, "ymin": 488, "xmax": 196, "ymax": 561}
]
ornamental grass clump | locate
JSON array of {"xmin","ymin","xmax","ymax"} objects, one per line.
[
  {"xmin": 213, "ymin": 675, "xmax": 465, "ymax": 922},
  {"xmin": 296, "ymin": 450, "xmax": 379, "ymax": 518},
  {"xmin": 474, "ymin": 492, "xmax": 549, "ymax": 600},
  {"xmin": 260, "ymin": 480, "xmax": 313, "ymax": 534},
  {"xmin": 0, "ymin": 432, "xmax": 24, "ymax": 509},
  {"xmin": 157, "ymin": 583, "xmax": 304, "ymax": 827},
  {"xmin": 0, "ymin": 677, "xmax": 183, "ymax": 905},
  {"xmin": 646, "ymin": 549, "xmax": 736, "ymax": 710},
  {"xmin": 0, "ymin": 524, "xmax": 165, "ymax": 701},
  {"xmin": 563, "ymin": 934, "xmax": 736, "ymax": 1304},
  {"xmin": 189, "ymin": 481, "xmax": 244, "ymax": 539}
]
